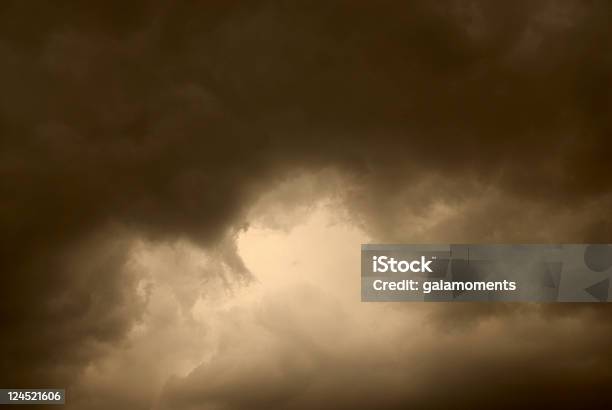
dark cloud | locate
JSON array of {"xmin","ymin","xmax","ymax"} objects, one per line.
[
  {"xmin": 1, "ymin": 0, "xmax": 611, "ymax": 408},
  {"xmin": 156, "ymin": 294, "xmax": 612, "ymax": 410}
]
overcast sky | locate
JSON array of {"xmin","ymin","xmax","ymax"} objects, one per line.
[{"xmin": 1, "ymin": 1, "xmax": 611, "ymax": 409}]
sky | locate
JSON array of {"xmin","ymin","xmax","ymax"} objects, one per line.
[{"xmin": 1, "ymin": 1, "xmax": 612, "ymax": 409}]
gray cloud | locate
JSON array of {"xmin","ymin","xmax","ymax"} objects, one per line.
[{"xmin": 1, "ymin": 1, "xmax": 611, "ymax": 408}]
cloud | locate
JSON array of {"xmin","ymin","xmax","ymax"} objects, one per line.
[
  {"xmin": 0, "ymin": 1, "xmax": 611, "ymax": 407},
  {"xmin": 153, "ymin": 204, "xmax": 612, "ymax": 410}
]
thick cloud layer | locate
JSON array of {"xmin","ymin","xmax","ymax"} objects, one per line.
[{"xmin": 1, "ymin": 0, "xmax": 611, "ymax": 408}]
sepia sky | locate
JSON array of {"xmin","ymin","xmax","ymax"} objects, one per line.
[{"xmin": 1, "ymin": 1, "xmax": 612, "ymax": 409}]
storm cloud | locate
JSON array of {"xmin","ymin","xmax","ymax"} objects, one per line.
[{"xmin": 1, "ymin": 1, "xmax": 611, "ymax": 408}]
